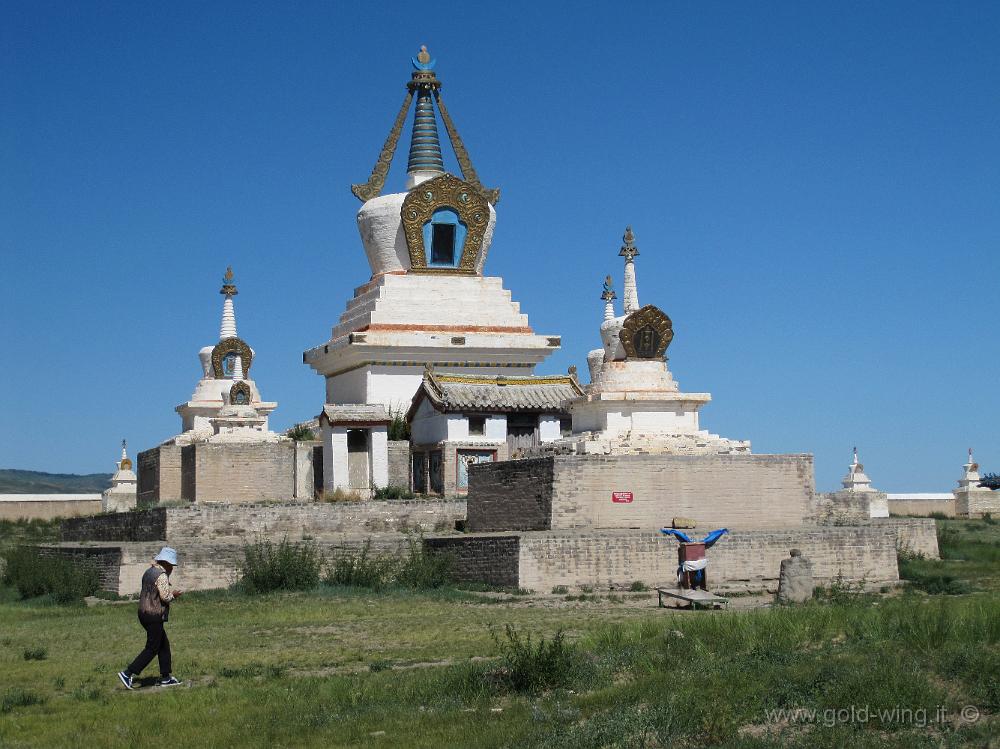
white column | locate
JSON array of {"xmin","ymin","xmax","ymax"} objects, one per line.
[
  {"xmin": 325, "ymin": 426, "xmax": 350, "ymax": 492},
  {"xmin": 622, "ymin": 259, "xmax": 639, "ymax": 314},
  {"xmin": 370, "ymin": 426, "xmax": 389, "ymax": 489},
  {"xmin": 220, "ymin": 295, "xmax": 238, "ymax": 339}
]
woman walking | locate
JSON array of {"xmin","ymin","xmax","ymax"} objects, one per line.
[{"xmin": 118, "ymin": 547, "xmax": 184, "ymax": 689}]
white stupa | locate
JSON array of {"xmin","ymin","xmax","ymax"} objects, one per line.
[
  {"xmin": 839, "ymin": 447, "xmax": 889, "ymax": 517},
  {"xmin": 564, "ymin": 228, "xmax": 749, "ymax": 455},
  {"xmin": 303, "ymin": 47, "xmax": 559, "ymax": 415},
  {"xmin": 174, "ymin": 267, "xmax": 277, "ymax": 443},
  {"xmin": 953, "ymin": 448, "xmax": 997, "ymax": 517},
  {"xmin": 102, "ymin": 440, "xmax": 138, "ymax": 512}
]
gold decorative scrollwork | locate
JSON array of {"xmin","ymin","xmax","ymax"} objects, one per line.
[
  {"xmin": 434, "ymin": 92, "xmax": 500, "ymax": 205},
  {"xmin": 228, "ymin": 380, "xmax": 253, "ymax": 406},
  {"xmin": 619, "ymin": 305, "xmax": 674, "ymax": 360},
  {"xmin": 351, "ymin": 90, "xmax": 414, "ymax": 203},
  {"xmin": 401, "ymin": 173, "xmax": 489, "ymax": 274},
  {"xmin": 211, "ymin": 337, "xmax": 254, "ymax": 378}
]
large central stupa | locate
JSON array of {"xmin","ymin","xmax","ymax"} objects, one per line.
[{"xmin": 304, "ymin": 47, "xmax": 559, "ymax": 413}]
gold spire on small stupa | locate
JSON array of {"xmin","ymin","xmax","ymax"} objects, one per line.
[{"xmin": 220, "ymin": 265, "xmax": 238, "ymax": 296}]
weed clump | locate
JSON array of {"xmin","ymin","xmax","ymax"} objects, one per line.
[
  {"xmin": 236, "ymin": 538, "xmax": 323, "ymax": 594},
  {"xmin": 325, "ymin": 537, "xmax": 452, "ymax": 590},
  {"xmin": 22, "ymin": 647, "xmax": 46, "ymax": 661},
  {"xmin": 2, "ymin": 547, "xmax": 99, "ymax": 603},
  {"xmin": 372, "ymin": 485, "xmax": 416, "ymax": 500},
  {"xmin": 325, "ymin": 540, "xmax": 396, "ymax": 590},
  {"xmin": 1, "ymin": 688, "xmax": 45, "ymax": 713},
  {"xmin": 489, "ymin": 624, "xmax": 582, "ymax": 693}
]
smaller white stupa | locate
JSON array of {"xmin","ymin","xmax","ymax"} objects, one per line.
[
  {"xmin": 174, "ymin": 267, "xmax": 278, "ymax": 444},
  {"xmin": 102, "ymin": 440, "xmax": 137, "ymax": 512},
  {"xmin": 953, "ymin": 448, "xmax": 996, "ymax": 518},
  {"xmin": 841, "ymin": 447, "xmax": 874, "ymax": 492},
  {"xmin": 839, "ymin": 447, "xmax": 888, "ymax": 517},
  {"xmin": 563, "ymin": 227, "xmax": 749, "ymax": 455}
]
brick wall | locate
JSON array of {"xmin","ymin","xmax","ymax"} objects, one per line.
[
  {"xmin": 164, "ymin": 500, "xmax": 467, "ymax": 541},
  {"xmin": 467, "ymin": 454, "xmax": 814, "ymax": 532},
  {"xmin": 515, "ymin": 525, "xmax": 900, "ymax": 593},
  {"xmin": 58, "ymin": 501, "xmax": 467, "ymax": 544},
  {"xmin": 467, "ymin": 458, "xmax": 554, "ymax": 532},
  {"xmin": 863, "ymin": 518, "xmax": 939, "ymax": 558},
  {"xmin": 0, "ymin": 498, "xmax": 102, "ymax": 521},
  {"xmin": 61, "ymin": 508, "xmax": 168, "ymax": 542},
  {"xmin": 137, "ymin": 445, "xmax": 182, "ymax": 506},
  {"xmin": 189, "ymin": 443, "xmax": 297, "ymax": 503},
  {"xmin": 813, "ymin": 491, "xmax": 879, "ymax": 524},
  {"xmin": 36, "ymin": 545, "xmax": 124, "ymax": 592},
  {"xmin": 423, "ymin": 535, "xmax": 520, "ymax": 588},
  {"xmin": 388, "ymin": 440, "xmax": 411, "ymax": 488},
  {"xmin": 888, "ymin": 498, "xmax": 956, "ymax": 518},
  {"xmin": 955, "ymin": 489, "xmax": 1000, "ymax": 519}
]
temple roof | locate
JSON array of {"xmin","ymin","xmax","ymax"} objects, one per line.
[{"xmin": 408, "ymin": 372, "xmax": 584, "ymax": 419}]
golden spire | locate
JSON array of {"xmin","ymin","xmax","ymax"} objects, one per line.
[{"xmin": 220, "ymin": 265, "xmax": 238, "ymax": 295}]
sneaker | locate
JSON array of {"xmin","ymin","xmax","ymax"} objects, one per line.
[
  {"xmin": 158, "ymin": 676, "xmax": 182, "ymax": 687},
  {"xmin": 117, "ymin": 671, "xmax": 134, "ymax": 690}
]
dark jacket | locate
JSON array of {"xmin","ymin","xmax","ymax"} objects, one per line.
[{"xmin": 138, "ymin": 564, "xmax": 172, "ymax": 621}]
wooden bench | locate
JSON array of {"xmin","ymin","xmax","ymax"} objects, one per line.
[{"xmin": 656, "ymin": 587, "xmax": 729, "ymax": 610}]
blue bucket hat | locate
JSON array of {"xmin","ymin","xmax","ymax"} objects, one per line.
[{"xmin": 155, "ymin": 547, "xmax": 178, "ymax": 566}]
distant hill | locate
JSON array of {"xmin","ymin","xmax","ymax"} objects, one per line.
[{"xmin": 0, "ymin": 469, "xmax": 112, "ymax": 494}]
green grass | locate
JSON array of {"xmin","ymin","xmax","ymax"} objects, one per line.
[{"xmin": 0, "ymin": 518, "xmax": 997, "ymax": 747}]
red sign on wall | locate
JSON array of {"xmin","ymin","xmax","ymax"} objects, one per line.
[{"xmin": 611, "ymin": 491, "xmax": 634, "ymax": 504}]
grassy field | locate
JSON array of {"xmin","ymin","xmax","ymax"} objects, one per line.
[{"xmin": 0, "ymin": 518, "xmax": 997, "ymax": 748}]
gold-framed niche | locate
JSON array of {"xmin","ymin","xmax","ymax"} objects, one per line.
[{"xmin": 401, "ymin": 173, "xmax": 489, "ymax": 274}]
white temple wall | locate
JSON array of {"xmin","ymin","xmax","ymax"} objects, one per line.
[
  {"xmin": 323, "ymin": 426, "xmax": 351, "ymax": 492},
  {"xmin": 370, "ymin": 427, "xmax": 389, "ymax": 489},
  {"xmin": 325, "ymin": 368, "xmax": 369, "ymax": 405},
  {"xmin": 410, "ymin": 400, "xmax": 449, "ymax": 445},
  {"xmin": 485, "ymin": 415, "xmax": 507, "ymax": 441},
  {"xmin": 538, "ymin": 416, "xmax": 561, "ymax": 442},
  {"xmin": 368, "ymin": 368, "xmax": 425, "ymax": 413}
]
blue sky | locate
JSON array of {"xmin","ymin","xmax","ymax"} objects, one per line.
[{"xmin": 2, "ymin": 1, "xmax": 998, "ymax": 491}]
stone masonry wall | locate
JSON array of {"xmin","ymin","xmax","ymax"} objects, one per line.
[
  {"xmin": 137, "ymin": 445, "xmax": 182, "ymax": 506},
  {"xmin": 62, "ymin": 508, "xmax": 168, "ymax": 542},
  {"xmin": 37, "ymin": 545, "xmax": 124, "ymax": 592},
  {"xmin": 860, "ymin": 518, "xmax": 939, "ymax": 558},
  {"xmin": 423, "ymin": 535, "xmax": 520, "ymax": 589},
  {"xmin": 516, "ymin": 525, "xmax": 900, "ymax": 593},
  {"xmin": 467, "ymin": 458, "xmax": 554, "ymax": 532},
  {"xmin": 813, "ymin": 491, "xmax": 878, "ymax": 524},
  {"xmin": 545, "ymin": 454, "xmax": 814, "ymax": 530},
  {"xmin": 388, "ymin": 440, "xmax": 411, "ymax": 489},
  {"xmin": 888, "ymin": 498, "xmax": 956, "ymax": 518},
  {"xmin": 165, "ymin": 500, "xmax": 466, "ymax": 541},
  {"xmin": 0, "ymin": 498, "xmax": 102, "ymax": 521},
  {"xmin": 189, "ymin": 443, "xmax": 297, "ymax": 503},
  {"xmin": 58, "ymin": 501, "xmax": 466, "ymax": 544}
]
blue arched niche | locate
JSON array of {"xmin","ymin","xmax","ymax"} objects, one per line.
[{"xmin": 422, "ymin": 207, "xmax": 467, "ymax": 268}]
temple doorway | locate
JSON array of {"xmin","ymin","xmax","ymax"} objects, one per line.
[{"xmin": 347, "ymin": 429, "xmax": 370, "ymax": 490}]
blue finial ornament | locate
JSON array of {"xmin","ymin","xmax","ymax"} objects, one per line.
[{"xmin": 411, "ymin": 44, "xmax": 436, "ymax": 71}]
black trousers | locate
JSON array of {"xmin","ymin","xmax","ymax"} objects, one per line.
[{"xmin": 127, "ymin": 612, "xmax": 171, "ymax": 677}]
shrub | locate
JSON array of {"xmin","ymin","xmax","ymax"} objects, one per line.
[
  {"xmin": 318, "ymin": 487, "xmax": 364, "ymax": 503},
  {"xmin": 1, "ymin": 688, "xmax": 45, "ymax": 713},
  {"xmin": 372, "ymin": 484, "xmax": 416, "ymax": 500},
  {"xmin": 628, "ymin": 581, "xmax": 649, "ymax": 592},
  {"xmin": 490, "ymin": 624, "xmax": 579, "ymax": 693},
  {"xmin": 396, "ymin": 537, "xmax": 452, "ymax": 590},
  {"xmin": 23, "ymin": 647, "xmax": 46, "ymax": 661},
  {"xmin": 369, "ymin": 660, "xmax": 392, "ymax": 673},
  {"xmin": 325, "ymin": 540, "xmax": 396, "ymax": 590},
  {"xmin": 236, "ymin": 538, "xmax": 323, "ymax": 593},
  {"xmin": 286, "ymin": 424, "xmax": 315, "ymax": 441},
  {"xmin": 387, "ymin": 408, "xmax": 410, "ymax": 441},
  {"xmin": 899, "ymin": 556, "xmax": 972, "ymax": 595},
  {"xmin": 2, "ymin": 547, "xmax": 100, "ymax": 603},
  {"xmin": 551, "ymin": 585, "xmax": 569, "ymax": 595}
]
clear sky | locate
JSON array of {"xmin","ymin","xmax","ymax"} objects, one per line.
[{"xmin": 2, "ymin": 1, "xmax": 998, "ymax": 491}]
